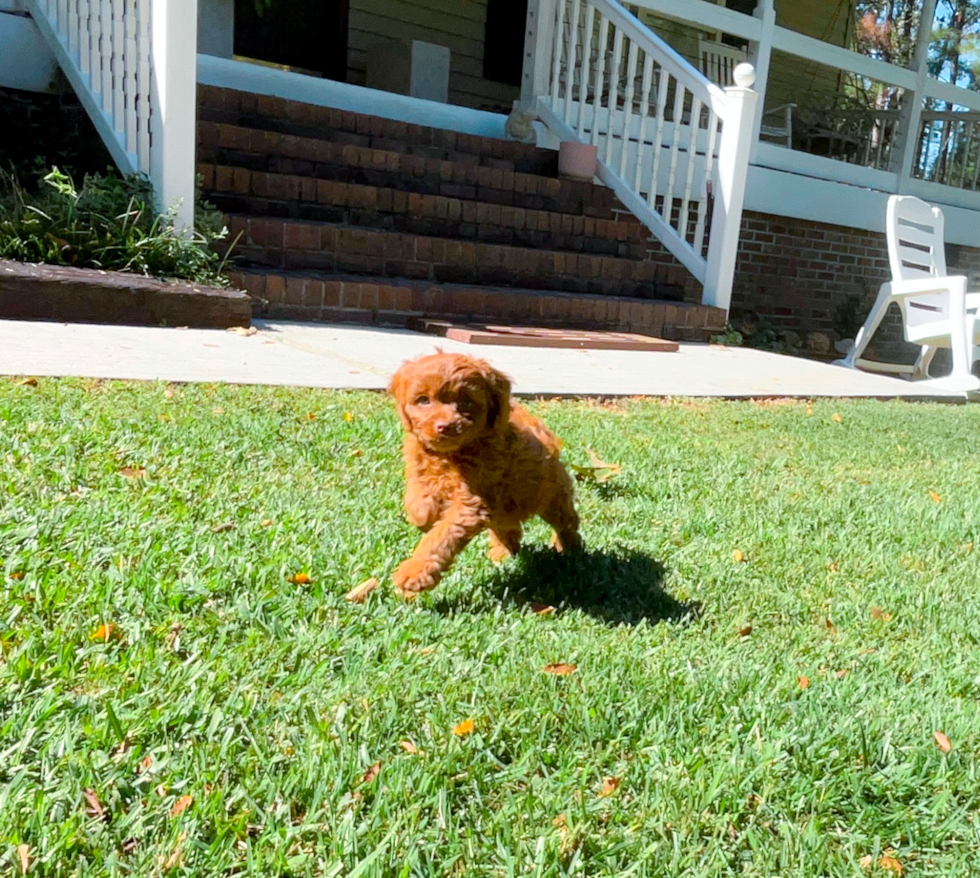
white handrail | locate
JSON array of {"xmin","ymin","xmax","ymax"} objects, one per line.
[
  {"xmin": 530, "ymin": 0, "xmax": 757, "ymax": 312},
  {"xmin": 25, "ymin": 0, "xmax": 197, "ymax": 229}
]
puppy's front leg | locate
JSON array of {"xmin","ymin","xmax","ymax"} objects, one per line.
[{"xmin": 393, "ymin": 503, "xmax": 485, "ymax": 598}]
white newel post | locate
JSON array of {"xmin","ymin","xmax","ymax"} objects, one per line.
[
  {"xmin": 150, "ymin": 0, "xmax": 198, "ymax": 231},
  {"xmin": 521, "ymin": 0, "xmax": 558, "ymax": 106},
  {"xmin": 702, "ymin": 63, "xmax": 759, "ymax": 313}
]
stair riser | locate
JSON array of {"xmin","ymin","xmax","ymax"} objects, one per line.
[{"xmin": 226, "ymin": 219, "xmax": 678, "ymax": 299}]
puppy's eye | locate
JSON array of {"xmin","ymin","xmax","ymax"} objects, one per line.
[{"xmin": 414, "ymin": 395, "xmax": 430, "ymax": 406}]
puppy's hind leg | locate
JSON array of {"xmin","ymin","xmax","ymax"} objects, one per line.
[
  {"xmin": 541, "ymin": 476, "xmax": 582, "ymax": 554},
  {"xmin": 488, "ymin": 521, "xmax": 522, "ymax": 563}
]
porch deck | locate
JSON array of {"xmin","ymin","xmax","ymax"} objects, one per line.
[{"xmin": 0, "ymin": 318, "xmax": 965, "ymax": 400}]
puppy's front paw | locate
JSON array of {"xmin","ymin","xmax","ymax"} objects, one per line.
[{"xmin": 392, "ymin": 558, "xmax": 439, "ymax": 599}]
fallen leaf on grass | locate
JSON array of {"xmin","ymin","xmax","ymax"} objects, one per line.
[
  {"xmin": 140, "ymin": 754, "xmax": 154, "ymax": 770},
  {"xmin": 929, "ymin": 490, "xmax": 942, "ymax": 503},
  {"xmin": 832, "ymin": 413, "xmax": 843, "ymax": 423},
  {"xmin": 599, "ymin": 776, "xmax": 621, "ymax": 798},
  {"xmin": 170, "ymin": 795, "xmax": 193, "ymax": 818},
  {"xmin": 17, "ymin": 843, "xmax": 29, "ymax": 874},
  {"xmin": 345, "ymin": 578, "xmax": 378, "ymax": 603},
  {"xmin": 934, "ymin": 731, "xmax": 952, "ymax": 753},
  {"xmin": 529, "ymin": 602, "xmax": 556, "ymax": 615},
  {"xmin": 798, "ymin": 676, "xmax": 810, "ymax": 689},
  {"xmin": 805, "ymin": 402, "xmax": 814, "ymax": 417},
  {"xmin": 453, "ymin": 719, "xmax": 475, "ymax": 737},
  {"xmin": 542, "ymin": 663, "xmax": 577, "ymax": 675},
  {"xmin": 163, "ymin": 388, "xmax": 175, "ymax": 398},
  {"xmin": 260, "ymin": 518, "xmax": 273, "ymax": 527},
  {"xmin": 343, "ymin": 412, "xmax": 354, "ymax": 423},
  {"xmin": 212, "ymin": 406, "xmax": 224, "ymax": 415},
  {"xmin": 827, "ymin": 560, "xmax": 839, "ymax": 573},
  {"xmin": 227, "ymin": 326, "xmax": 258, "ymax": 337},
  {"xmin": 9, "ymin": 571, "xmax": 24, "ymax": 581},
  {"xmin": 210, "ymin": 522, "xmax": 235, "ymax": 533},
  {"xmin": 835, "ymin": 669, "xmax": 850, "ymax": 679},
  {"xmin": 877, "ymin": 852, "xmax": 903, "ymax": 875},
  {"xmin": 159, "ymin": 832, "xmax": 187, "ymax": 871},
  {"xmin": 287, "ymin": 572, "xmax": 312, "ymax": 585},
  {"xmin": 121, "ymin": 838, "xmax": 138, "ymax": 855},
  {"xmin": 732, "ymin": 549, "xmax": 746, "ymax": 563},
  {"xmin": 399, "ymin": 741, "xmax": 423, "ymax": 755},
  {"xmin": 91, "ymin": 623, "xmax": 121, "ymax": 643},
  {"xmin": 17, "ymin": 376, "xmax": 39, "ymax": 387},
  {"xmin": 351, "ymin": 449, "xmax": 363, "ymax": 457},
  {"xmin": 361, "ymin": 762, "xmax": 382, "ymax": 784},
  {"xmin": 83, "ymin": 788, "xmax": 107, "ymax": 821},
  {"xmin": 118, "ymin": 467, "xmax": 145, "ymax": 479},
  {"xmin": 569, "ymin": 449, "xmax": 622, "ymax": 484},
  {"xmin": 870, "ymin": 606, "xmax": 892, "ymax": 622},
  {"xmin": 738, "ymin": 624, "xmax": 753, "ymax": 637},
  {"xmin": 306, "ymin": 412, "xmax": 317, "ymax": 421}
]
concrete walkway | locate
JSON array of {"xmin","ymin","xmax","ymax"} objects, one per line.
[{"xmin": 0, "ymin": 318, "xmax": 965, "ymax": 399}]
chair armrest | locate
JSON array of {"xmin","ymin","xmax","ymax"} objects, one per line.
[{"xmin": 888, "ymin": 275, "xmax": 969, "ymax": 298}]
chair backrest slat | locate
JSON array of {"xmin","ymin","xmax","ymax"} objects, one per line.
[{"xmin": 887, "ymin": 194, "xmax": 947, "ymax": 281}]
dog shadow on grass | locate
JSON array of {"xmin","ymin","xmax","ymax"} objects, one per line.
[{"xmin": 434, "ymin": 546, "xmax": 699, "ymax": 627}]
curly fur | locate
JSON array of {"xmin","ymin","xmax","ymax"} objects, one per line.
[{"xmin": 388, "ymin": 352, "xmax": 582, "ymax": 598}]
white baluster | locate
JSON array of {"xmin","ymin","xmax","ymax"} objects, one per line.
[
  {"xmin": 646, "ymin": 70, "xmax": 669, "ymax": 211},
  {"xmin": 112, "ymin": 0, "xmax": 124, "ymax": 131},
  {"xmin": 618, "ymin": 40, "xmax": 638, "ymax": 179},
  {"xmin": 78, "ymin": 0, "xmax": 90, "ymax": 77},
  {"xmin": 563, "ymin": 0, "xmax": 580, "ymax": 123},
  {"xmin": 136, "ymin": 0, "xmax": 150, "ymax": 174},
  {"xmin": 693, "ymin": 109, "xmax": 719, "ymax": 256},
  {"xmin": 603, "ymin": 28, "xmax": 623, "ymax": 166},
  {"xmin": 576, "ymin": 3, "xmax": 595, "ymax": 135},
  {"xmin": 549, "ymin": 0, "xmax": 566, "ymax": 106},
  {"xmin": 589, "ymin": 15, "xmax": 609, "ymax": 147},
  {"xmin": 663, "ymin": 83, "xmax": 685, "ymax": 233},
  {"xmin": 124, "ymin": 0, "xmax": 137, "ymax": 154},
  {"xmin": 100, "ymin": 0, "xmax": 112, "ymax": 113},
  {"xmin": 633, "ymin": 52, "xmax": 653, "ymax": 193},
  {"xmin": 89, "ymin": 0, "xmax": 101, "ymax": 90},
  {"xmin": 678, "ymin": 96, "xmax": 702, "ymax": 243},
  {"xmin": 68, "ymin": 0, "xmax": 79, "ymax": 57}
]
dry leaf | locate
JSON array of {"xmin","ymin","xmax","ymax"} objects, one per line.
[
  {"xmin": 870, "ymin": 606, "xmax": 892, "ymax": 622},
  {"xmin": 122, "ymin": 838, "xmax": 139, "ymax": 855},
  {"xmin": 798, "ymin": 676, "xmax": 810, "ymax": 689},
  {"xmin": 827, "ymin": 560, "xmax": 839, "ymax": 573},
  {"xmin": 860, "ymin": 855, "xmax": 874, "ymax": 870},
  {"xmin": 211, "ymin": 522, "xmax": 234, "ymax": 533},
  {"xmin": 9, "ymin": 571, "xmax": 25, "ymax": 581},
  {"xmin": 159, "ymin": 832, "xmax": 187, "ymax": 871},
  {"xmin": 732, "ymin": 549, "xmax": 746, "ymax": 563},
  {"xmin": 18, "ymin": 377, "xmax": 38, "ymax": 387},
  {"xmin": 287, "ymin": 572, "xmax": 312, "ymax": 585},
  {"xmin": 835, "ymin": 668, "xmax": 850, "ymax": 679},
  {"xmin": 351, "ymin": 449, "xmax": 363, "ymax": 457},
  {"xmin": 118, "ymin": 467, "xmax": 145, "ymax": 479},
  {"xmin": 832, "ymin": 413, "xmax": 843, "ymax": 423},
  {"xmin": 599, "ymin": 776, "xmax": 621, "ymax": 798},
  {"xmin": 934, "ymin": 731, "xmax": 952, "ymax": 753},
  {"xmin": 542, "ymin": 662, "xmax": 577, "ymax": 675},
  {"xmin": 399, "ymin": 740, "xmax": 421, "ymax": 755},
  {"xmin": 227, "ymin": 326, "xmax": 258, "ymax": 336},
  {"xmin": 805, "ymin": 402, "xmax": 814, "ymax": 417},
  {"xmin": 343, "ymin": 411, "xmax": 354, "ymax": 423},
  {"xmin": 91, "ymin": 623, "xmax": 121, "ymax": 643},
  {"xmin": 453, "ymin": 719, "xmax": 475, "ymax": 737},
  {"xmin": 529, "ymin": 602, "xmax": 556, "ymax": 615},
  {"xmin": 155, "ymin": 783, "xmax": 168, "ymax": 797},
  {"xmin": 738, "ymin": 624, "xmax": 753, "ymax": 637},
  {"xmin": 824, "ymin": 618, "xmax": 838, "ymax": 635},
  {"xmin": 16, "ymin": 843, "xmax": 29, "ymax": 874},
  {"xmin": 552, "ymin": 813, "xmax": 567, "ymax": 829},
  {"xmin": 361, "ymin": 761, "xmax": 382, "ymax": 784},
  {"xmin": 163, "ymin": 388, "xmax": 175, "ymax": 398},
  {"xmin": 306, "ymin": 412, "xmax": 317, "ymax": 420},
  {"xmin": 345, "ymin": 578, "xmax": 378, "ymax": 603},
  {"xmin": 140, "ymin": 754, "xmax": 154, "ymax": 771},
  {"xmin": 880, "ymin": 853, "xmax": 903, "ymax": 875},
  {"xmin": 212, "ymin": 407, "xmax": 224, "ymax": 415},
  {"xmin": 83, "ymin": 788, "xmax": 106, "ymax": 821},
  {"xmin": 170, "ymin": 795, "xmax": 193, "ymax": 818},
  {"xmin": 929, "ymin": 490, "xmax": 942, "ymax": 503},
  {"xmin": 260, "ymin": 518, "xmax": 273, "ymax": 527},
  {"xmin": 569, "ymin": 449, "xmax": 622, "ymax": 484}
]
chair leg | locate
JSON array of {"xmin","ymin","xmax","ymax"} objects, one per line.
[
  {"xmin": 836, "ymin": 286, "xmax": 891, "ymax": 369},
  {"xmin": 913, "ymin": 345, "xmax": 936, "ymax": 380}
]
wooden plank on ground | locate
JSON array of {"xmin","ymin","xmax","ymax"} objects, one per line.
[{"xmin": 409, "ymin": 319, "xmax": 679, "ymax": 352}]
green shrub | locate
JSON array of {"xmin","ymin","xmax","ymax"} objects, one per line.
[{"xmin": 0, "ymin": 167, "xmax": 232, "ymax": 287}]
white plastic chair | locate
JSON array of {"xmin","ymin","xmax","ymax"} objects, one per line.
[{"xmin": 836, "ymin": 194, "xmax": 980, "ymax": 392}]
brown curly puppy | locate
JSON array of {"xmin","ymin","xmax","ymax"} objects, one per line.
[{"xmin": 388, "ymin": 352, "xmax": 582, "ymax": 599}]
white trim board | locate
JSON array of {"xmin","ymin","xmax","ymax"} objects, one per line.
[
  {"xmin": 197, "ymin": 54, "xmax": 511, "ymax": 141},
  {"xmin": 0, "ymin": 10, "xmax": 56, "ymax": 93}
]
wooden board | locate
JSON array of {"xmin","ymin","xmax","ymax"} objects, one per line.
[{"xmin": 410, "ymin": 319, "xmax": 679, "ymax": 352}]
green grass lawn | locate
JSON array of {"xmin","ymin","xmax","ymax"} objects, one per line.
[{"xmin": 3, "ymin": 378, "xmax": 980, "ymax": 877}]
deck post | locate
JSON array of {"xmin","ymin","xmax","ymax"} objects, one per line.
[
  {"xmin": 521, "ymin": 0, "xmax": 558, "ymax": 106},
  {"xmin": 150, "ymin": 0, "xmax": 198, "ymax": 231},
  {"xmin": 892, "ymin": 0, "xmax": 938, "ymax": 192},
  {"xmin": 747, "ymin": 0, "xmax": 775, "ymax": 161},
  {"xmin": 702, "ymin": 64, "xmax": 759, "ymax": 313}
]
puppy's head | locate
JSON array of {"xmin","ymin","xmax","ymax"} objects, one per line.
[{"xmin": 388, "ymin": 352, "xmax": 511, "ymax": 453}]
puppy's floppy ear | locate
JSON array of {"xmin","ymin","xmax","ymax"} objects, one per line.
[
  {"xmin": 475, "ymin": 359, "xmax": 511, "ymax": 430},
  {"xmin": 387, "ymin": 364, "xmax": 413, "ymax": 431}
]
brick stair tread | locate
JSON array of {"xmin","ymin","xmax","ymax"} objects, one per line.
[
  {"xmin": 197, "ymin": 121, "xmax": 628, "ymax": 220},
  {"xmin": 198, "ymin": 85, "xmax": 557, "ymax": 171},
  {"xmin": 224, "ymin": 215, "xmax": 683, "ymax": 297},
  {"xmin": 230, "ymin": 268, "xmax": 721, "ymax": 341},
  {"xmin": 202, "ymin": 164, "xmax": 645, "ymax": 258}
]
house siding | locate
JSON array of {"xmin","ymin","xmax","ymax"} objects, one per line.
[{"xmin": 346, "ymin": 0, "xmax": 520, "ymax": 112}]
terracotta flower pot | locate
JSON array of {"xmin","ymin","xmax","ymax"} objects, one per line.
[{"xmin": 558, "ymin": 141, "xmax": 598, "ymax": 181}]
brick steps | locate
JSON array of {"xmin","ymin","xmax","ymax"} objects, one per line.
[
  {"xmin": 225, "ymin": 215, "xmax": 684, "ymax": 298},
  {"xmin": 203, "ymin": 165, "xmax": 645, "ymax": 259},
  {"xmin": 198, "ymin": 85, "xmax": 557, "ymax": 174},
  {"xmin": 229, "ymin": 268, "xmax": 723, "ymax": 341},
  {"xmin": 198, "ymin": 122, "xmax": 623, "ymax": 218}
]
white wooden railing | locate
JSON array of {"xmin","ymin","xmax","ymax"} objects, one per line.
[
  {"xmin": 524, "ymin": 0, "xmax": 758, "ymax": 312},
  {"xmin": 913, "ymin": 110, "xmax": 980, "ymax": 192},
  {"xmin": 25, "ymin": 0, "xmax": 198, "ymax": 229}
]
